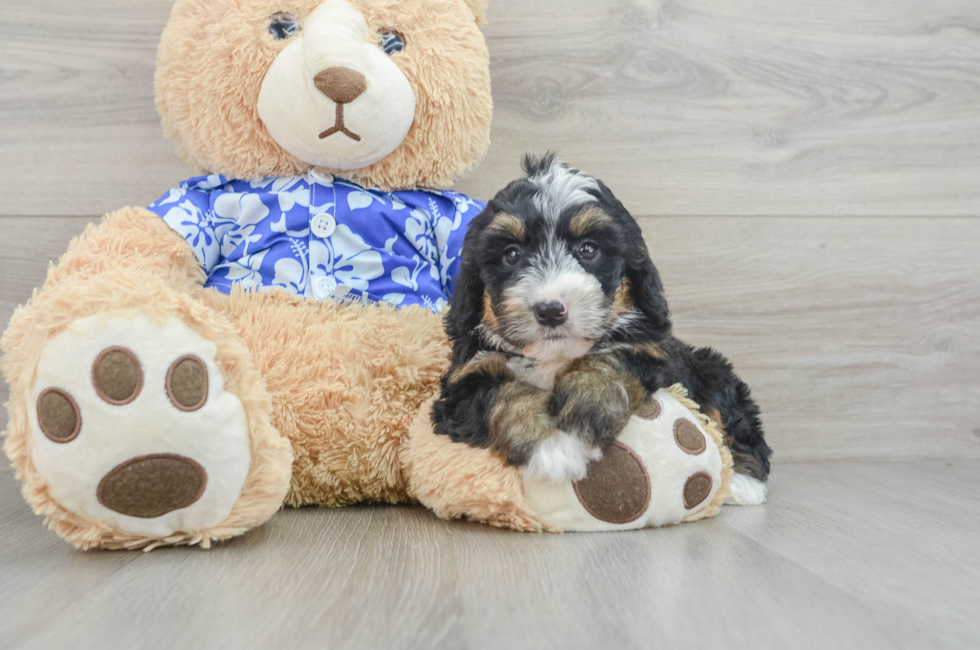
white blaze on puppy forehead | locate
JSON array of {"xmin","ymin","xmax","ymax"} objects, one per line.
[{"xmin": 529, "ymin": 160, "xmax": 601, "ymax": 222}]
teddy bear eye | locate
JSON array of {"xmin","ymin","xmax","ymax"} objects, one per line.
[
  {"xmin": 268, "ymin": 12, "xmax": 302, "ymax": 40},
  {"xmin": 378, "ymin": 30, "xmax": 405, "ymax": 55}
]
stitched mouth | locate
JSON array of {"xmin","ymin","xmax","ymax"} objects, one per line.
[{"xmin": 319, "ymin": 103, "xmax": 361, "ymax": 141}]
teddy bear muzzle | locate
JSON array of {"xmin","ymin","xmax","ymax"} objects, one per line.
[{"xmin": 257, "ymin": 0, "xmax": 417, "ymax": 170}]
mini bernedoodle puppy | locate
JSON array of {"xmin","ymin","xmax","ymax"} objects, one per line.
[{"xmin": 432, "ymin": 154, "xmax": 772, "ymax": 505}]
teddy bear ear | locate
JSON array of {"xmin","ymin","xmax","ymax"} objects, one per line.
[{"xmin": 461, "ymin": 0, "xmax": 487, "ymax": 26}]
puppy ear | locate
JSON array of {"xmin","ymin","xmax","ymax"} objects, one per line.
[
  {"xmin": 624, "ymin": 241, "xmax": 672, "ymax": 341},
  {"xmin": 460, "ymin": 0, "xmax": 487, "ymax": 26},
  {"xmin": 445, "ymin": 250, "xmax": 486, "ymax": 343}
]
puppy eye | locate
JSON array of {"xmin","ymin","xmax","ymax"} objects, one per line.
[
  {"xmin": 379, "ymin": 30, "xmax": 405, "ymax": 55},
  {"xmin": 577, "ymin": 241, "xmax": 600, "ymax": 261},
  {"xmin": 503, "ymin": 245, "xmax": 522, "ymax": 266},
  {"xmin": 268, "ymin": 12, "xmax": 302, "ymax": 40}
]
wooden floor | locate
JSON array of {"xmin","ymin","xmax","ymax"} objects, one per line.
[
  {"xmin": 2, "ymin": 0, "xmax": 980, "ymax": 648},
  {"xmin": 1, "ymin": 460, "xmax": 978, "ymax": 650}
]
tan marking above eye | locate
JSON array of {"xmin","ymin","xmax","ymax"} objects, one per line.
[
  {"xmin": 683, "ymin": 472, "xmax": 713, "ymax": 509},
  {"xmin": 166, "ymin": 355, "xmax": 209, "ymax": 412},
  {"xmin": 569, "ymin": 206, "xmax": 613, "ymax": 238},
  {"xmin": 674, "ymin": 419, "xmax": 707, "ymax": 455},
  {"xmin": 486, "ymin": 213, "xmax": 525, "ymax": 241},
  {"xmin": 37, "ymin": 388, "xmax": 82, "ymax": 443},
  {"xmin": 92, "ymin": 346, "xmax": 143, "ymax": 405}
]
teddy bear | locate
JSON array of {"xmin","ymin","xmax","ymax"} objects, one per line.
[{"xmin": 1, "ymin": 0, "xmax": 732, "ymax": 550}]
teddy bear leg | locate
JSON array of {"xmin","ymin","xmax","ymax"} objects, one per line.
[
  {"xmin": 521, "ymin": 386, "xmax": 734, "ymax": 532},
  {"xmin": 402, "ymin": 387, "xmax": 734, "ymax": 533},
  {"xmin": 1, "ymin": 212, "xmax": 292, "ymax": 549}
]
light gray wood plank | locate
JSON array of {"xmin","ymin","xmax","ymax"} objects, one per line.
[
  {"xmin": 2, "ymin": 215, "xmax": 979, "ymax": 461},
  {"xmin": 0, "ymin": 217, "xmax": 100, "ymax": 435},
  {"xmin": 449, "ymin": 461, "xmax": 973, "ymax": 650},
  {"xmin": 2, "ymin": 1, "xmax": 980, "ymax": 216},
  {"xmin": 1, "ymin": 461, "xmax": 977, "ymax": 649},
  {"xmin": 0, "ymin": 0, "xmax": 188, "ymax": 216},
  {"xmin": 465, "ymin": 0, "xmax": 980, "ymax": 216},
  {"xmin": 723, "ymin": 459, "xmax": 980, "ymax": 648},
  {"xmin": 0, "ymin": 494, "xmax": 467, "ymax": 649},
  {"xmin": 642, "ymin": 216, "xmax": 980, "ymax": 461}
]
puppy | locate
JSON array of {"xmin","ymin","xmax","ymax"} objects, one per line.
[{"xmin": 431, "ymin": 154, "xmax": 772, "ymax": 505}]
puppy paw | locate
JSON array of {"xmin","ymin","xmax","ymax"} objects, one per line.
[
  {"xmin": 522, "ymin": 432, "xmax": 602, "ymax": 483},
  {"xmin": 725, "ymin": 473, "xmax": 768, "ymax": 506}
]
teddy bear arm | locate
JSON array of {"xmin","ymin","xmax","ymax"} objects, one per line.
[
  {"xmin": 41, "ymin": 207, "xmax": 207, "ymax": 295},
  {"xmin": 3, "ymin": 206, "xmax": 210, "ymax": 390}
]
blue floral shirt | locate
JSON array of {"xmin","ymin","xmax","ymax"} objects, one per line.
[{"xmin": 148, "ymin": 171, "xmax": 485, "ymax": 313}]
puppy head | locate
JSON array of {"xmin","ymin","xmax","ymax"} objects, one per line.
[{"xmin": 447, "ymin": 154, "xmax": 672, "ymax": 362}]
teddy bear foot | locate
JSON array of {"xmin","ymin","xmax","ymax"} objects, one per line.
[
  {"xmin": 522, "ymin": 389, "xmax": 731, "ymax": 532},
  {"xmin": 29, "ymin": 314, "xmax": 253, "ymax": 539}
]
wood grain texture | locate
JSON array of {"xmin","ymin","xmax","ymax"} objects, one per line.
[
  {"xmin": 0, "ymin": 460, "xmax": 977, "ymax": 649},
  {"xmin": 2, "ymin": 1, "xmax": 980, "ymax": 216},
  {"xmin": 1, "ymin": 215, "xmax": 978, "ymax": 461}
]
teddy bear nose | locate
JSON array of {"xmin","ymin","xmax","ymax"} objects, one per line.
[{"xmin": 314, "ymin": 67, "xmax": 367, "ymax": 104}]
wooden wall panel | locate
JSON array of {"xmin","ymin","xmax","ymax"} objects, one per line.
[
  {"xmin": 2, "ymin": 215, "xmax": 978, "ymax": 461},
  {"xmin": 1, "ymin": 1, "xmax": 979, "ymax": 216}
]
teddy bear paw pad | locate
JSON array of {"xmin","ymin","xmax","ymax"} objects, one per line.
[
  {"xmin": 572, "ymin": 442, "xmax": 650, "ymax": 524},
  {"xmin": 28, "ymin": 314, "xmax": 252, "ymax": 538}
]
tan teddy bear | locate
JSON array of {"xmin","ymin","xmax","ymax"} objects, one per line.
[{"xmin": 1, "ymin": 0, "xmax": 731, "ymax": 550}]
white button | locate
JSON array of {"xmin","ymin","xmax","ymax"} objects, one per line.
[
  {"xmin": 315, "ymin": 276, "xmax": 338, "ymax": 299},
  {"xmin": 311, "ymin": 214, "xmax": 336, "ymax": 239},
  {"xmin": 309, "ymin": 169, "xmax": 334, "ymax": 185}
]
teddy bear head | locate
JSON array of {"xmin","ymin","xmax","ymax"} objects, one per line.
[{"xmin": 157, "ymin": 0, "xmax": 491, "ymax": 191}]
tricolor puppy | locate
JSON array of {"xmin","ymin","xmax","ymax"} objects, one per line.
[{"xmin": 432, "ymin": 155, "xmax": 772, "ymax": 505}]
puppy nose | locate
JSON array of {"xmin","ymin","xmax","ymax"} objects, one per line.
[
  {"xmin": 314, "ymin": 67, "xmax": 367, "ymax": 104},
  {"xmin": 533, "ymin": 301, "xmax": 568, "ymax": 327}
]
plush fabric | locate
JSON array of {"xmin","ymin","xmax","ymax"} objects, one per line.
[
  {"xmin": 517, "ymin": 386, "xmax": 733, "ymax": 533},
  {"xmin": 29, "ymin": 313, "xmax": 253, "ymax": 539},
  {"xmin": 1, "ymin": 0, "xmax": 735, "ymax": 550},
  {"xmin": 402, "ymin": 398, "xmax": 542, "ymax": 532},
  {"xmin": 147, "ymin": 173, "xmax": 485, "ymax": 311},
  {"xmin": 206, "ymin": 286, "xmax": 453, "ymax": 508},
  {"xmin": 256, "ymin": 0, "xmax": 419, "ymax": 171},
  {"xmin": 156, "ymin": 0, "xmax": 492, "ymax": 190},
  {"xmin": 2, "ymin": 210, "xmax": 294, "ymax": 549}
]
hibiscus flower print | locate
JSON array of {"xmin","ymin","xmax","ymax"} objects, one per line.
[{"xmin": 309, "ymin": 225, "xmax": 383, "ymax": 293}]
